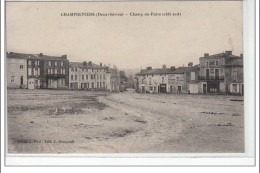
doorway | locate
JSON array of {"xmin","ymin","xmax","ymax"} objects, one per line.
[
  {"xmin": 203, "ymin": 83, "xmax": 207, "ymax": 94},
  {"xmin": 215, "ymin": 69, "xmax": 219, "ymax": 80},
  {"xmin": 20, "ymin": 76, "xmax": 23, "ymax": 86},
  {"xmin": 159, "ymin": 84, "xmax": 167, "ymax": 93},
  {"xmin": 206, "ymin": 69, "xmax": 210, "ymax": 80}
]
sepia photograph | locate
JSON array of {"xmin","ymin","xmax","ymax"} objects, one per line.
[{"xmin": 4, "ymin": 0, "xmax": 247, "ymax": 157}]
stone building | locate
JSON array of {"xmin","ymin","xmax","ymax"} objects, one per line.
[
  {"xmin": 6, "ymin": 52, "xmax": 69, "ymax": 89},
  {"xmin": 106, "ymin": 66, "xmax": 120, "ymax": 92},
  {"xmin": 136, "ymin": 65, "xmax": 186, "ymax": 93},
  {"xmin": 6, "ymin": 52, "xmax": 28, "ymax": 89},
  {"xmin": 69, "ymin": 61, "xmax": 106, "ymax": 90},
  {"xmin": 43, "ymin": 54, "xmax": 69, "ymax": 89},
  {"xmin": 183, "ymin": 63, "xmax": 200, "ymax": 94},
  {"xmin": 199, "ymin": 51, "xmax": 243, "ymax": 95},
  {"xmin": 224, "ymin": 55, "xmax": 243, "ymax": 95}
]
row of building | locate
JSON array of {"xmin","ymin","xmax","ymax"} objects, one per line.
[
  {"xmin": 135, "ymin": 51, "xmax": 243, "ymax": 95},
  {"xmin": 6, "ymin": 52, "xmax": 123, "ymax": 91}
]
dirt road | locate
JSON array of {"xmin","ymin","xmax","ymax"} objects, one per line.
[{"xmin": 7, "ymin": 89, "xmax": 244, "ymax": 153}]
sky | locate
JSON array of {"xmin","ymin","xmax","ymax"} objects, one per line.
[{"xmin": 6, "ymin": 1, "xmax": 243, "ymax": 70}]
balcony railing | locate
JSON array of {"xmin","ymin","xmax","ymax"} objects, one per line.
[{"xmin": 198, "ymin": 76, "xmax": 224, "ymax": 81}]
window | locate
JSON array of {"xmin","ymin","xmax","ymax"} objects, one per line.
[
  {"xmin": 149, "ymin": 86, "xmax": 153, "ymax": 91},
  {"xmin": 20, "ymin": 65, "xmax": 23, "ymax": 69},
  {"xmin": 176, "ymin": 77, "xmax": 179, "ymax": 81},
  {"xmin": 11, "ymin": 76, "xmax": 15, "ymax": 82},
  {"xmin": 232, "ymin": 71, "xmax": 238, "ymax": 81},
  {"xmin": 86, "ymin": 75, "xmax": 88, "ymax": 80},
  {"xmin": 28, "ymin": 68, "xmax": 32, "ymax": 75},
  {"xmin": 205, "ymin": 61, "xmax": 209, "ymax": 67},
  {"xmin": 75, "ymin": 75, "xmax": 77, "ymax": 80},
  {"xmin": 216, "ymin": 61, "xmax": 219, "ymax": 66},
  {"xmin": 71, "ymin": 75, "xmax": 73, "ymax": 80},
  {"xmin": 92, "ymin": 82, "xmax": 94, "ymax": 88},
  {"xmin": 63, "ymin": 68, "xmax": 65, "ymax": 74},
  {"xmin": 149, "ymin": 78, "xmax": 152, "ymax": 85},
  {"xmin": 100, "ymin": 75, "xmax": 102, "ymax": 80},
  {"xmin": 82, "ymin": 75, "xmax": 84, "ymax": 80},
  {"xmin": 191, "ymin": 72, "xmax": 195, "ymax": 81},
  {"xmin": 61, "ymin": 62, "xmax": 63, "ymax": 66},
  {"xmin": 75, "ymin": 68, "xmax": 77, "ymax": 72},
  {"xmin": 103, "ymin": 82, "xmax": 105, "ymax": 88},
  {"xmin": 97, "ymin": 82, "xmax": 99, "ymax": 88},
  {"xmin": 55, "ymin": 61, "xmax": 57, "ymax": 66},
  {"xmin": 54, "ymin": 69, "xmax": 57, "ymax": 74},
  {"xmin": 61, "ymin": 79, "xmax": 65, "ymax": 85},
  {"xmin": 103, "ymin": 75, "xmax": 106, "ymax": 79},
  {"xmin": 48, "ymin": 61, "xmax": 51, "ymax": 66},
  {"xmin": 48, "ymin": 69, "xmax": 51, "ymax": 74},
  {"xmin": 28, "ymin": 60, "xmax": 31, "ymax": 65},
  {"xmin": 232, "ymin": 83, "xmax": 238, "ymax": 93},
  {"xmin": 162, "ymin": 77, "xmax": 164, "ymax": 83},
  {"xmin": 20, "ymin": 76, "xmax": 23, "ymax": 85},
  {"xmin": 34, "ymin": 68, "xmax": 38, "ymax": 76},
  {"xmin": 92, "ymin": 69, "xmax": 94, "ymax": 72},
  {"xmin": 71, "ymin": 68, "xmax": 74, "ymax": 71},
  {"xmin": 37, "ymin": 61, "xmax": 39, "ymax": 66}
]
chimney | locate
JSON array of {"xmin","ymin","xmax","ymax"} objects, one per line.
[
  {"xmin": 62, "ymin": 55, "xmax": 67, "ymax": 59},
  {"xmin": 83, "ymin": 61, "xmax": 87, "ymax": 66},
  {"xmin": 225, "ymin": 51, "xmax": 232, "ymax": 56},
  {"xmin": 100, "ymin": 63, "xmax": 102, "ymax": 67},
  {"xmin": 240, "ymin": 53, "xmax": 243, "ymax": 58},
  {"xmin": 146, "ymin": 67, "xmax": 152, "ymax": 71},
  {"xmin": 204, "ymin": 53, "xmax": 209, "ymax": 57},
  {"xmin": 188, "ymin": 62, "xmax": 193, "ymax": 67},
  {"xmin": 162, "ymin": 64, "xmax": 166, "ymax": 69},
  {"xmin": 39, "ymin": 53, "xmax": 43, "ymax": 57},
  {"xmin": 170, "ymin": 66, "xmax": 176, "ymax": 71},
  {"xmin": 88, "ymin": 61, "xmax": 92, "ymax": 66}
]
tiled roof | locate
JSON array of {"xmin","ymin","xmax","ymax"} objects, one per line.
[
  {"xmin": 69, "ymin": 62, "xmax": 105, "ymax": 69},
  {"xmin": 6, "ymin": 52, "xmax": 41, "ymax": 60},
  {"xmin": 136, "ymin": 65, "xmax": 200, "ymax": 75},
  {"xmin": 200, "ymin": 52, "xmax": 240, "ymax": 59},
  {"xmin": 42, "ymin": 55, "xmax": 67, "ymax": 61},
  {"xmin": 7, "ymin": 52, "xmax": 67, "ymax": 60}
]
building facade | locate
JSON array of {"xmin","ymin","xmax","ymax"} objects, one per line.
[
  {"xmin": 224, "ymin": 56, "xmax": 243, "ymax": 95},
  {"xmin": 107, "ymin": 66, "xmax": 120, "ymax": 92},
  {"xmin": 136, "ymin": 65, "xmax": 182, "ymax": 93},
  {"xmin": 6, "ymin": 52, "xmax": 69, "ymax": 89},
  {"xmin": 69, "ymin": 61, "xmax": 107, "ymax": 90},
  {"xmin": 43, "ymin": 54, "xmax": 69, "ymax": 89},
  {"xmin": 199, "ymin": 51, "xmax": 243, "ymax": 95},
  {"xmin": 26, "ymin": 54, "xmax": 44, "ymax": 89},
  {"xmin": 7, "ymin": 53, "xmax": 28, "ymax": 89}
]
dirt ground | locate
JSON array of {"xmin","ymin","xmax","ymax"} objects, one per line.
[{"xmin": 7, "ymin": 89, "xmax": 244, "ymax": 153}]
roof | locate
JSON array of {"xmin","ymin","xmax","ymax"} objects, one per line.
[
  {"xmin": 200, "ymin": 52, "xmax": 241, "ymax": 59},
  {"xmin": 136, "ymin": 64, "xmax": 200, "ymax": 76},
  {"xmin": 6, "ymin": 52, "xmax": 67, "ymax": 61},
  {"xmin": 6, "ymin": 52, "xmax": 42, "ymax": 60},
  {"xmin": 69, "ymin": 62, "xmax": 105, "ymax": 69},
  {"xmin": 41, "ymin": 55, "xmax": 68, "ymax": 61}
]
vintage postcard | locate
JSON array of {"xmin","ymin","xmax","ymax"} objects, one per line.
[{"xmin": 2, "ymin": 0, "xmax": 256, "ymax": 166}]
